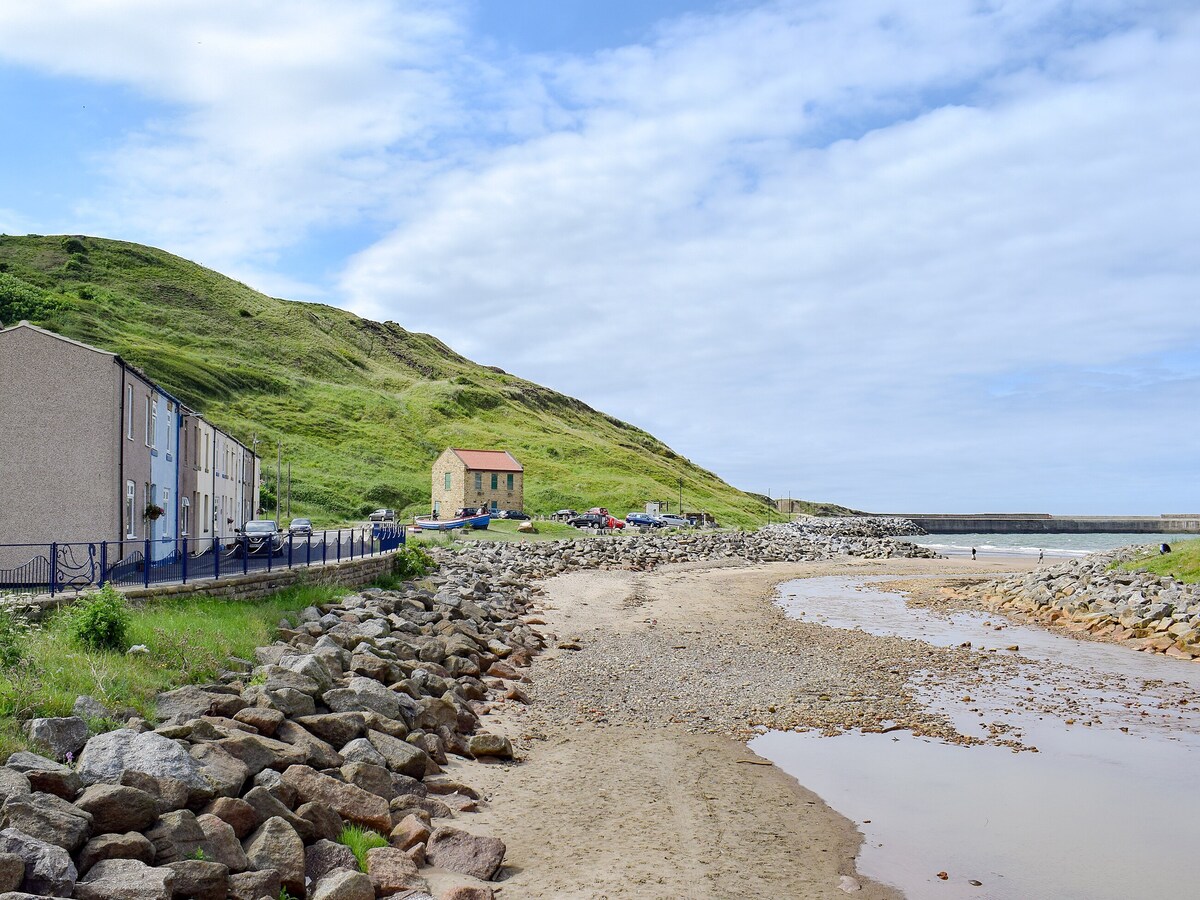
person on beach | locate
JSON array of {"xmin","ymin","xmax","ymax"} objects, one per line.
[
  {"xmin": 1038, "ymin": 550, "xmax": 1044, "ymax": 563},
  {"xmin": 971, "ymin": 547, "xmax": 976, "ymax": 560}
]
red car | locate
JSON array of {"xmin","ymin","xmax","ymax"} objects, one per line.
[{"xmin": 605, "ymin": 516, "xmax": 625, "ymax": 529}]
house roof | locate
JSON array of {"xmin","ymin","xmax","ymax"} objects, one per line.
[
  {"xmin": 0, "ymin": 320, "xmax": 117, "ymax": 358},
  {"xmin": 450, "ymin": 449, "xmax": 523, "ymax": 472}
]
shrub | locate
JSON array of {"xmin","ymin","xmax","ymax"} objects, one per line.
[
  {"xmin": 392, "ymin": 545, "xmax": 435, "ymax": 581},
  {"xmin": 0, "ymin": 607, "xmax": 30, "ymax": 668},
  {"xmin": 336, "ymin": 823, "xmax": 389, "ymax": 871},
  {"xmin": 68, "ymin": 585, "xmax": 130, "ymax": 651}
]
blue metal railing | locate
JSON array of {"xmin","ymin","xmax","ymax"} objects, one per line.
[{"xmin": 0, "ymin": 525, "xmax": 405, "ymax": 596}]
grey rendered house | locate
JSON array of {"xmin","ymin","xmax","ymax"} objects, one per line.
[{"xmin": 0, "ymin": 322, "xmax": 260, "ymax": 558}]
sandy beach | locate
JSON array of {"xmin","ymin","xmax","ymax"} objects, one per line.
[{"xmin": 430, "ymin": 555, "xmax": 1031, "ymax": 898}]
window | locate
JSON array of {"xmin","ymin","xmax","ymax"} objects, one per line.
[
  {"xmin": 507, "ymin": 473, "xmax": 514, "ymax": 491},
  {"xmin": 490, "ymin": 473, "xmax": 498, "ymax": 490},
  {"xmin": 181, "ymin": 497, "xmax": 190, "ymax": 536},
  {"xmin": 444, "ymin": 473, "xmax": 451, "ymax": 490},
  {"xmin": 149, "ymin": 397, "xmax": 158, "ymax": 449},
  {"xmin": 144, "ymin": 396, "xmax": 151, "ymax": 446},
  {"xmin": 204, "ymin": 433, "xmax": 210, "ymax": 472},
  {"xmin": 203, "ymin": 495, "xmax": 209, "ymax": 533},
  {"xmin": 166, "ymin": 404, "xmax": 173, "ymax": 455},
  {"xmin": 125, "ymin": 385, "xmax": 133, "ymax": 439},
  {"xmin": 474, "ymin": 472, "xmax": 482, "ymax": 491},
  {"xmin": 162, "ymin": 488, "xmax": 170, "ymax": 529},
  {"xmin": 125, "ymin": 482, "xmax": 136, "ymax": 537}
]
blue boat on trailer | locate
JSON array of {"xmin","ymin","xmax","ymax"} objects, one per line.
[{"xmin": 412, "ymin": 513, "xmax": 491, "ymax": 531}]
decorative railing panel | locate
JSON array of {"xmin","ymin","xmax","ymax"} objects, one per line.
[{"xmin": 0, "ymin": 526, "xmax": 405, "ymax": 596}]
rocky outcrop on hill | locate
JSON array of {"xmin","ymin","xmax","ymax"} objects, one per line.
[{"xmin": 972, "ymin": 549, "xmax": 1200, "ymax": 659}]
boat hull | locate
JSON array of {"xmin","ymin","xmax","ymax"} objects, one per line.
[{"xmin": 413, "ymin": 513, "xmax": 491, "ymax": 531}]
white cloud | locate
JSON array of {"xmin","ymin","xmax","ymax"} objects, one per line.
[
  {"xmin": 341, "ymin": 1, "xmax": 1200, "ymax": 511},
  {"xmin": 0, "ymin": 0, "xmax": 471, "ymax": 266}
]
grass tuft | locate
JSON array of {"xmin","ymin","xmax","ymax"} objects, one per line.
[{"xmin": 337, "ymin": 823, "xmax": 390, "ymax": 871}]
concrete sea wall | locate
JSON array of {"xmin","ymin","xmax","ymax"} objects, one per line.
[{"xmin": 880, "ymin": 514, "xmax": 1200, "ymax": 534}]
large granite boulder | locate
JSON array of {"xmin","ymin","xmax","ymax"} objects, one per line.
[
  {"xmin": 72, "ymin": 857, "xmax": 173, "ymax": 900},
  {"xmin": 365, "ymin": 730, "xmax": 430, "ymax": 779},
  {"xmin": 242, "ymin": 817, "xmax": 304, "ymax": 899},
  {"xmin": 76, "ymin": 730, "xmax": 208, "ymax": 795},
  {"xmin": 4, "ymin": 752, "xmax": 80, "ymax": 799},
  {"xmin": 311, "ymin": 869, "xmax": 376, "ymax": 900},
  {"xmin": 196, "ymin": 813, "xmax": 249, "ymax": 873},
  {"xmin": 74, "ymin": 784, "xmax": 157, "ymax": 834},
  {"xmin": 163, "ymin": 859, "xmax": 229, "ymax": 900},
  {"xmin": 304, "ymin": 839, "xmax": 358, "ymax": 883},
  {"xmin": 77, "ymin": 831, "xmax": 155, "ymax": 874},
  {"xmin": 0, "ymin": 827, "xmax": 77, "ymax": 897},
  {"xmin": 425, "ymin": 827, "xmax": 506, "ymax": 880},
  {"xmin": 0, "ymin": 792, "xmax": 92, "ymax": 853},
  {"xmin": 144, "ymin": 810, "xmax": 206, "ymax": 864},
  {"xmin": 25, "ymin": 718, "xmax": 89, "ymax": 760},
  {"xmin": 279, "ymin": 765, "xmax": 391, "ymax": 832}
]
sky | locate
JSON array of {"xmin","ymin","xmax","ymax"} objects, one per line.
[{"xmin": 1, "ymin": 0, "xmax": 1197, "ymax": 515}]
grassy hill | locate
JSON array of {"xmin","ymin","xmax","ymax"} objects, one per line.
[{"xmin": 0, "ymin": 234, "xmax": 801, "ymax": 528}]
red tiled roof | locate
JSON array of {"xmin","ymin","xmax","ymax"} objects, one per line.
[{"xmin": 451, "ymin": 449, "xmax": 523, "ymax": 472}]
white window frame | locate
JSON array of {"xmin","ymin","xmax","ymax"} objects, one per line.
[
  {"xmin": 125, "ymin": 384, "xmax": 133, "ymax": 440},
  {"xmin": 144, "ymin": 395, "xmax": 151, "ymax": 446},
  {"xmin": 150, "ymin": 396, "xmax": 158, "ymax": 449},
  {"xmin": 125, "ymin": 481, "xmax": 136, "ymax": 537},
  {"xmin": 181, "ymin": 497, "xmax": 190, "ymax": 536}
]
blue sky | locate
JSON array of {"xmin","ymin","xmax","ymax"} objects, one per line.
[{"xmin": 1, "ymin": 0, "xmax": 1197, "ymax": 514}]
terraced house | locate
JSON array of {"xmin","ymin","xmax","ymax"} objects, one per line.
[
  {"xmin": 0, "ymin": 322, "xmax": 260, "ymax": 558},
  {"xmin": 431, "ymin": 448, "xmax": 524, "ymax": 516}
]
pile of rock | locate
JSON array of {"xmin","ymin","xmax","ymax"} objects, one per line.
[
  {"xmin": 434, "ymin": 517, "xmax": 936, "ymax": 577},
  {"xmin": 0, "ymin": 569, "xmax": 540, "ymax": 899},
  {"xmin": 972, "ymin": 549, "xmax": 1200, "ymax": 659}
]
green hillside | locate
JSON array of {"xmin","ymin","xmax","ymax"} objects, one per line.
[{"xmin": 0, "ymin": 234, "xmax": 789, "ymax": 527}]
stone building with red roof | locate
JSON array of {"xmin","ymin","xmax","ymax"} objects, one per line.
[{"xmin": 430, "ymin": 448, "xmax": 524, "ymax": 517}]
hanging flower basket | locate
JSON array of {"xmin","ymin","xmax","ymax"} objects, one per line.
[{"xmin": 144, "ymin": 503, "xmax": 165, "ymax": 521}]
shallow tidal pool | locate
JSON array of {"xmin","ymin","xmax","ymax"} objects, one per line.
[{"xmin": 750, "ymin": 575, "xmax": 1200, "ymax": 900}]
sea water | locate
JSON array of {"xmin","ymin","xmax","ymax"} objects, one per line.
[
  {"xmin": 910, "ymin": 532, "xmax": 1198, "ymax": 558},
  {"xmin": 752, "ymin": 575, "xmax": 1200, "ymax": 900}
]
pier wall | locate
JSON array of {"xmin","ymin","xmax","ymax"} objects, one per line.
[{"xmin": 882, "ymin": 514, "xmax": 1200, "ymax": 534}]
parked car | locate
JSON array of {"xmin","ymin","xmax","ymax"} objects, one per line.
[
  {"xmin": 567, "ymin": 513, "xmax": 607, "ymax": 529},
  {"xmin": 368, "ymin": 508, "xmax": 396, "ymax": 522},
  {"xmin": 498, "ymin": 510, "xmax": 531, "ymax": 520},
  {"xmin": 288, "ymin": 517, "xmax": 313, "ymax": 535},
  {"xmin": 658, "ymin": 514, "xmax": 693, "ymax": 528},
  {"xmin": 237, "ymin": 520, "xmax": 284, "ymax": 556},
  {"xmin": 552, "ymin": 509, "xmax": 578, "ymax": 522},
  {"xmin": 626, "ymin": 512, "xmax": 665, "ymax": 528},
  {"xmin": 606, "ymin": 516, "xmax": 626, "ymax": 529}
]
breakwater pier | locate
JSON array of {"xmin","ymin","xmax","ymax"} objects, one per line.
[{"xmin": 877, "ymin": 513, "xmax": 1200, "ymax": 534}]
